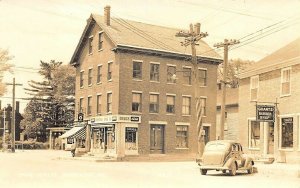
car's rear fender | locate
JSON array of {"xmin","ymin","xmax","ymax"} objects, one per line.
[
  {"xmin": 223, "ymin": 158, "xmax": 237, "ymax": 169},
  {"xmin": 243, "ymin": 157, "xmax": 254, "ymax": 168}
]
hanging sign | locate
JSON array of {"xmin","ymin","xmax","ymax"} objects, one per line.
[{"xmin": 256, "ymin": 105, "xmax": 275, "ymax": 122}]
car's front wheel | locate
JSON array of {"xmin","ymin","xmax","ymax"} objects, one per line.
[
  {"xmin": 200, "ymin": 169, "xmax": 207, "ymax": 175},
  {"xmin": 229, "ymin": 162, "xmax": 237, "ymax": 176}
]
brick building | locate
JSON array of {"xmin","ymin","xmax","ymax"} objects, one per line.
[
  {"xmin": 69, "ymin": 6, "xmax": 221, "ymax": 158},
  {"xmin": 238, "ymin": 37, "xmax": 300, "ymax": 163}
]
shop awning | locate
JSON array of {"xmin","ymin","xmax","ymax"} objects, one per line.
[
  {"xmin": 69, "ymin": 127, "xmax": 86, "ymax": 139},
  {"xmin": 59, "ymin": 126, "xmax": 85, "ymax": 139}
]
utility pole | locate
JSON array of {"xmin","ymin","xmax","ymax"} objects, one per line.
[
  {"xmin": 2, "ymin": 107, "xmax": 6, "ymax": 150},
  {"xmin": 214, "ymin": 39, "xmax": 239, "ymax": 140},
  {"xmin": 6, "ymin": 78, "xmax": 23, "ymax": 152},
  {"xmin": 176, "ymin": 23, "xmax": 208, "ymax": 157}
]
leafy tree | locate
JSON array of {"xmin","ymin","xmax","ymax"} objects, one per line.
[
  {"xmin": 21, "ymin": 60, "xmax": 75, "ymax": 141},
  {"xmin": 0, "ymin": 48, "xmax": 14, "ymax": 95},
  {"xmin": 218, "ymin": 58, "xmax": 254, "ymax": 88}
]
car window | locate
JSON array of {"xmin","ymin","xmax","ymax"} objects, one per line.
[
  {"xmin": 205, "ymin": 143, "xmax": 227, "ymax": 151},
  {"xmin": 232, "ymin": 144, "xmax": 238, "ymax": 151}
]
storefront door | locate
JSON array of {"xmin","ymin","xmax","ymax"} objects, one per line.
[{"xmin": 150, "ymin": 125, "xmax": 164, "ymax": 154}]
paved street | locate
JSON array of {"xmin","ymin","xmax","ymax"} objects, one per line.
[{"xmin": 0, "ymin": 150, "xmax": 299, "ymax": 188}]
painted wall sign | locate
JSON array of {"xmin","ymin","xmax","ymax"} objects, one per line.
[
  {"xmin": 256, "ymin": 105, "xmax": 275, "ymax": 122},
  {"xmin": 90, "ymin": 115, "xmax": 141, "ymax": 123}
]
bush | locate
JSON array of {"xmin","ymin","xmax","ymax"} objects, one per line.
[{"xmin": 15, "ymin": 141, "xmax": 49, "ymax": 150}]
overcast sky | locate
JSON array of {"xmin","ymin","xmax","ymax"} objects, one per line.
[{"xmin": 1, "ymin": 0, "xmax": 300, "ymax": 112}]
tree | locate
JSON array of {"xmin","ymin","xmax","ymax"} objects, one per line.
[
  {"xmin": 218, "ymin": 58, "xmax": 254, "ymax": 88},
  {"xmin": 0, "ymin": 48, "xmax": 14, "ymax": 95},
  {"xmin": 21, "ymin": 60, "xmax": 75, "ymax": 141}
]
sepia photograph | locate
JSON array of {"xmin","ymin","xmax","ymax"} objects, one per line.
[{"xmin": 0, "ymin": 0, "xmax": 299, "ymax": 187}]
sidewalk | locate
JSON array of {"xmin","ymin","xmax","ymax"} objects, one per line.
[{"xmin": 254, "ymin": 162, "xmax": 300, "ymax": 178}]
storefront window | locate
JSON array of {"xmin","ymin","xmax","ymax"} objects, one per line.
[
  {"xmin": 249, "ymin": 121, "xmax": 260, "ymax": 148},
  {"xmin": 176, "ymin": 125, "xmax": 188, "ymax": 148},
  {"xmin": 125, "ymin": 127, "xmax": 137, "ymax": 150},
  {"xmin": 281, "ymin": 117, "xmax": 293, "ymax": 148}
]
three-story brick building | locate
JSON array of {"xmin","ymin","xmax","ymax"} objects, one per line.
[{"xmin": 69, "ymin": 6, "xmax": 221, "ymax": 158}]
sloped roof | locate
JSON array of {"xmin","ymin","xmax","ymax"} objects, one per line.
[
  {"xmin": 239, "ymin": 37, "xmax": 300, "ymax": 78},
  {"xmin": 70, "ymin": 14, "xmax": 221, "ymax": 64}
]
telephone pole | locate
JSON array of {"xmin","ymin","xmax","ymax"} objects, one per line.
[
  {"xmin": 6, "ymin": 78, "xmax": 23, "ymax": 152},
  {"xmin": 214, "ymin": 39, "xmax": 240, "ymax": 140},
  {"xmin": 176, "ymin": 23, "xmax": 208, "ymax": 157}
]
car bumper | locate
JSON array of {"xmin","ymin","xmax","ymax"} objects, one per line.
[{"xmin": 199, "ymin": 165, "xmax": 229, "ymax": 171}]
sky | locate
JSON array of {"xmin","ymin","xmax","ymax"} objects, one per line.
[{"xmin": 0, "ymin": 0, "xmax": 300, "ymax": 112}]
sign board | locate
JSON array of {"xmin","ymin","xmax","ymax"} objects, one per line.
[
  {"xmin": 256, "ymin": 105, "xmax": 275, "ymax": 122},
  {"xmin": 78, "ymin": 113, "xmax": 84, "ymax": 122},
  {"xmin": 90, "ymin": 115, "xmax": 141, "ymax": 123}
]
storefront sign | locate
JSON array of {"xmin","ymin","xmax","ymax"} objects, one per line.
[
  {"xmin": 256, "ymin": 105, "xmax": 275, "ymax": 122},
  {"xmin": 91, "ymin": 115, "xmax": 141, "ymax": 123},
  {"xmin": 126, "ymin": 127, "xmax": 138, "ymax": 132}
]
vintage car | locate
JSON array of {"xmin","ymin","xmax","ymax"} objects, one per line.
[{"xmin": 197, "ymin": 140, "xmax": 254, "ymax": 176}]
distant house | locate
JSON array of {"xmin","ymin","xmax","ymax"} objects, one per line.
[
  {"xmin": 238, "ymin": 38, "xmax": 300, "ymax": 163},
  {"xmin": 68, "ymin": 6, "xmax": 222, "ymax": 158},
  {"xmin": 216, "ymin": 85, "xmax": 239, "ymax": 141}
]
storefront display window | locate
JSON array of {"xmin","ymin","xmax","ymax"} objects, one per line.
[
  {"xmin": 281, "ymin": 117, "xmax": 293, "ymax": 148},
  {"xmin": 125, "ymin": 127, "xmax": 137, "ymax": 150},
  {"xmin": 249, "ymin": 121, "xmax": 260, "ymax": 148},
  {"xmin": 176, "ymin": 125, "xmax": 188, "ymax": 148}
]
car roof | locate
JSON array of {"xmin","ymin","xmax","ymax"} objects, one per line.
[{"xmin": 207, "ymin": 140, "xmax": 239, "ymax": 145}]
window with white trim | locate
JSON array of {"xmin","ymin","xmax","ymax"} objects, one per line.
[
  {"xmin": 107, "ymin": 93, "xmax": 112, "ymax": 113},
  {"xmin": 88, "ymin": 68, "xmax": 92, "ymax": 86},
  {"xmin": 87, "ymin": 96, "xmax": 92, "ymax": 115},
  {"xmin": 183, "ymin": 67, "xmax": 191, "ymax": 85},
  {"xmin": 98, "ymin": 32, "xmax": 103, "ymax": 50},
  {"xmin": 200, "ymin": 97, "xmax": 206, "ymax": 116},
  {"xmin": 167, "ymin": 65, "xmax": 176, "ymax": 83},
  {"xmin": 150, "ymin": 63, "xmax": 159, "ymax": 81},
  {"xmin": 107, "ymin": 62, "xmax": 112, "ymax": 81},
  {"xmin": 79, "ymin": 98, "xmax": 84, "ymax": 113},
  {"xmin": 198, "ymin": 69, "xmax": 207, "ymax": 86},
  {"xmin": 133, "ymin": 61, "xmax": 142, "ymax": 79},
  {"xmin": 132, "ymin": 92, "xmax": 142, "ymax": 112},
  {"xmin": 97, "ymin": 95, "xmax": 101, "ymax": 115},
  {"xmin": 149, "ymin": 94, "xmax": 159, "ymax": 113},
  {"xmin": 176, "ymin": 125, "xmax": 188, "ymax": 148},
  {"xmin": 249, "ymin": 120, "xmax": 260, "ymax": 148},
  {"xmin": 281, "ymin": 117, "xmax": 293, "ymax": 148},
  {"xmin": 166, "ymin": 95, "xmax": 175, "ymax": 114},
  {"xmin": 80, "ymin": 71, "xmax": 84, "ymax": 88},
  {"xmin": 250, "ymin": 75, "xmax": 259, "ymax": 101},
  {"xmin": 281, "ymin": 68, "xmax": 291, "ymax": 96},
  {"xmin": 97, "ymin": 65, "xmax": 102, "ymax": 83},
  {"xmin": 182, "ymin": 96, "xmax": 191, "ymax": 115}
]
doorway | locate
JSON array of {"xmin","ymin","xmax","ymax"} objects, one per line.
[{"xmin": 150, "ymin": 125, "xmax": 164, "ymax": 154}]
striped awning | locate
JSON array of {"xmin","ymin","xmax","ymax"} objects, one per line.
[
  {"xmin": 59, "ymin": 126, "xmax": 86, "ymax": 139},
  {"xmin": 69, "ymin": 127, "xmax": 86, "ymax": 139}
]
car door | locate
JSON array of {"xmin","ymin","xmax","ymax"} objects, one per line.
[{"xmin": 231, "ymin": 143, "xmax": 242, "ymax": 167}]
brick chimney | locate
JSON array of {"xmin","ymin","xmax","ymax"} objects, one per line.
[{"xmin": 104, "ymin": 5, "xmax": 111, "ymax": 26}]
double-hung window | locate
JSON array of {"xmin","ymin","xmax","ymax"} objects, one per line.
[
  {"xmin": 97, "ymin": 94, "xmax": 101, "ymax": 115},
  {"xmin": 198, "ymin": 69, "xmax": 207, "ymax": 86},
  {"xmin": 183, "ymin": 67, "xmax": 191, "ymax": 85},
  {"xmin": 98, "ymin": 32, "xmax": 103, "ymax": 50},
  {"xmin": 149, "ymin": 93, "xmax": 159, "ymax": 113},
  {"xmin": 182, "ymin": 96, "xmax": 191, "ymax": 115},
  {"xmin": 87, "ymin": 96, "xmax": 92, "ymax": 115},
  {"xmin": 167, "ymin": 65, "xmax": 176, "ymax": 83},
  {"xmin": 80, "ymin": 71, "xmax": 84, "ymax": 88},
  {"xmin": 79, "ymin": 98, "xmax": 84, "ymax": 113},
  {"xmin": 88, "ymin": 68, "xmax": 92, "ymax": 86},
  {"xmin": 166, "ymin": 95, "xmax": 175, "ymax": 114},
  {"xmin": 107, "ymin": 62, "xmax": 112, "ymax": 81},
  {"xmin": 132, "ymin": 92, "xmax": 142, "ymax": 112},
  {"xmin": 97, "ymin": 65, "xmax": 102, "ymax": 83},
  {"xmin": 133, "ymin": 61, "xmax": 142, "ymax": 80},
  {"xmin": 281, "ymin": 68, "xmax": 291, "ymax": 96},
  {"xmin": 150, "ymin": 63, "xmax": 159, "ymax": 81},
  {"xmin": 200, "ymin": 97, "xmax": 206, "ymax": 116},
  {"xmin": 250, "ymin": 75, "xmax": 259, "ymax": 101},
  {"xmin": 107, "ymin": 93, "xmax": 112, "ymax": 113}
]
